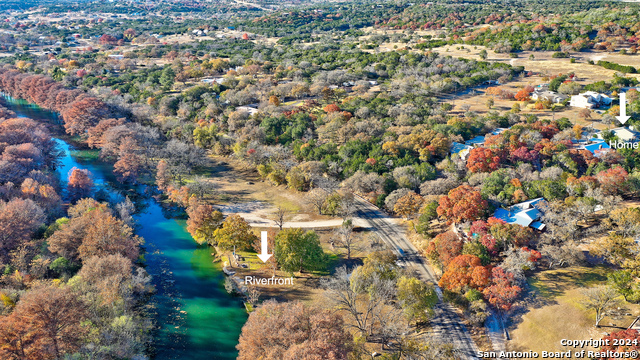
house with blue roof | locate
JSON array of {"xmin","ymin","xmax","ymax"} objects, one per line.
[
  {"xmin": 450, "ymin": 142, "xmax": 473, "ymax": 160},
  {"xmin": 493, "ymin": 197, "xmax": 546, "ymax": 231},
  {"xmin": 583, "ymin": 139, "xmax": 611, "ymax": 157}
]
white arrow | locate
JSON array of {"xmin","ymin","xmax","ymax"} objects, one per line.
[
  {"xmin": 617, "ymin": 92, "xmax": 631, "ymax": 125},
  {"xmin": 257, "ymin": 231, "xmax": 273, "ymax": 263}
]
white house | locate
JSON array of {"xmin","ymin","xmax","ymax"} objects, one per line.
[
  {"xmin": 596, "ymin": 127, "xmax": 640, "ymax": 142},
  {"xmin": 570, "ymin": 91, "xmax": 613, "ymax": 109},
  {"xmin": 531, "ymin": 90, "xmax": 568, "ymax": 104}
]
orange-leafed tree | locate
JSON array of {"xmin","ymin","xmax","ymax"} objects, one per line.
[
  {"xmin": 0, "ymin": 284, "xmax": 88, "ymax": 359},
  {"xmin": 426, "ymin": 231, "xmax": 463, "ymax": 267},
  {"xmin": 323, "ymin": 103, "xmax": 341, "ymax": 113},
  {"xmin": 439, "ymin": 254, "xmax": 490, "ymax": 293},
  {"xmin": 514, "ymin": 89, "xmax": 531, "ymax": 101},
  {"xmin": 156, "ymin": 159, "xmax": 170, "ymax": 191},
  {"xmin": 483, "ymin": 267, "xmax": 522, "ymax": 312},
  {"xmin": 61, "ymin": 97, "xmax": 109, "ymax": 136},
  {"xmin": 237, "ymin": 301, "xmax": 351, "ymax": 360},
  {"xmin": 467, "ymin": 147, "xmax": 502, "ymax": 173},
  {"xmin": 67, "ymin": 167, "xmax": 93, "ymax": 202},
  {"xmin": 437, "ymin": 185, "xmax": 487, "ymax": 224},
  {"xmin": 186, "ymin": 199, "xmax": 223, "ymax": 245},
  {"xmin": 0, "ymin": 198, "xmax": 45, "ymax": 262},
  {"xmin": 596, "ymin": 166, "xmax": 628, "ymax": 195}
]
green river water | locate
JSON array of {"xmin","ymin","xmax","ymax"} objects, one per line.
[{"xmin": 1, "ymin": 96, "xmax": 247, "ymax": 360}]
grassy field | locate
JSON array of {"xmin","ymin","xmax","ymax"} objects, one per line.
[{"xmin": 507, "ymin": 266, "xmax": 640, "ymax": 358}]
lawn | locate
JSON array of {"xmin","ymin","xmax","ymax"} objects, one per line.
[{"xmin": 507, "ymin": 266, "xmax": 640, "ymax": 358}]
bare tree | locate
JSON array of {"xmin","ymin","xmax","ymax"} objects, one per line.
[
  {"xmin": 339, "ymin": 191, "xmax": 357, "ymax": 221},
  {"xmin": 334, "ymin": 220, "xmax": 356, "ymax": 259},
  {"xmin": 581, "ymin": 285, "xmax": 621, "ymax": 327},
  {"xmin": 272, "ymin": 206, "xmax": 288, "ymax": 230},
  {"xmin": 306, "ymin": 188, "xmax": 328, "ymax": 215},
  {"xmin": 247, "ymin": 286, "xmax": 260, "ymax": 307},
  {"xmin": 323, "ymin": 266, "xmax": 407, "ymax": 345}
]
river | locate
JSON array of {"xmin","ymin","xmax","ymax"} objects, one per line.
[{"xmin": 1, "ymin": 96, "xmax": 247, "ymax": 360}]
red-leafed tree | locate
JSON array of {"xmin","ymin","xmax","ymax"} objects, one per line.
[
  {"xmin": 67, "ymin": 167, "xmax": 93, "ymax": 202},
  {"xmin": 597, "ymin": 329, "xmax": 640, "ymax": 360},
  {"xmin": 437, "ymin": 185, "xmax": 488, "ymax": 224},
  {"xmin": 510, "ymin": 146, "xmax": 539, "ymax": 163},
  {"xmin": 483, "ymin": 267, "xmax": 522, "ymax": 312},
  {"xmin": 439, "ymin": 254, "xmax": 490, "ymax": 293},
  {"xmin": 467, "ymin": 147, "xmax": 502, "ymax": 173},
  {"xmin": 98, "ymin": 34, "xmax": 117, "ymax": 45},
  {"xmin": 237, "ymin": 301, "xmax": 351, "ymax": 360},
  {"xmin": 596, "ymin": 166, "xmax": 628, "ymax": 195}
]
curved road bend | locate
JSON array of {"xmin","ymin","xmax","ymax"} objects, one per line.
[{"xmin": 353, "ymin": 196, "xmax": 480, "ymax": 360}]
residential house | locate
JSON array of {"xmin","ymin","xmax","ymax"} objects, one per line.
[
  {"xmin": 531, "ymin": 90, "xmax": 568, "ymax": 104},
  {"xmin": 582, "ymin": 139, "xmax": 612, "ymax": 157},
  {"xmin": 569, "ymin": 91, "xmax": 613, "ymax": 109},
  {"xmin": 596, "ymin": 127, "xmax": 640, "ymax": 142},
  {"xmin": 493, "ymin": 198, "xmax": 547, "ymax": 230},
  {"xmin": 450, "ymin": 142, "xmax": 473, "ymax": 160}
]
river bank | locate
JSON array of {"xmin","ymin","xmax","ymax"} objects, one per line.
[{"xmin": 0, "ymin": 95, "xmax": 247, "ymax": 360}]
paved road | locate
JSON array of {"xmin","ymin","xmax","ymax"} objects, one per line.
[{"xmin": 353, "ymin": 196, "xmax": 480, "ymax": 360}]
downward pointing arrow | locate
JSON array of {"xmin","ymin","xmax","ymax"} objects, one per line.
[
  {"xmin": 257, "ymin": 231, "xmax": 273, "ymax": 263},
  {"xmin": 617, "ymin": 92, "xmax": 631, "ymax": 125}
]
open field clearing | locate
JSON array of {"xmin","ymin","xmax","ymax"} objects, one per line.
[{"xmin": 508, "ymin": 267, "xmax": 640, "ymax": 359}]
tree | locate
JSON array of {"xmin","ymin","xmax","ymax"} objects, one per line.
[
  {"xmin": 77, "ymin": 209, "xmax": 140, "ymax": 262},
  {"xmin": 607, "ymin": 270, "xmax": 636, "ymax": 302},
  {"xmin": 479, "ymin": 49, "xmax": 487, "ymax": 60},
  {"xmin": 514, "ymin": 89, "xmax": 531, "ymax": 101},
  {"xmin": 437, "ymin": 185, "xmax": 488, "ymax": 224},
  {"xmin": 426, "ymin": 231, "xmax": 464, "ymax": 267},
  {"xmin": 438, "ymin": 255, "xmax": 490, "ymax": 293},
  {"xmin": 48, "ymin": 207, "xmax": 140, "ymax": 263},
  {"xmin": 591, "ymin": 234, "xmax": 639, "ymax": 267},
  {"xmin": 268, "ymin": 95, "xmax": 280, "ymax": 106},
  {"xmin": 393, "ymin": 192, "xmax": 424, "ymax": 219},
  {"xmin": 467, "ymin": 147, "xmax": 502, "ymax": 173},
  {"xmin": 597, "ymin": 166, "xmax": 628, "ymax": 195},
  {"xmin": 486, "ymin": 98, "xmax": 494, "ymax": 109},
  {"xmin": 324, "ymin": 265, "xmax": 406, "ymax": 346},
  {"xmin": 306, "ymin": 188, "xmax": 329, "ymax": 215},
  {"xmin": 6, "ymin": 284, "xmax": 88, "ymax": 358},
  {"xmin": 61, "ymin": 97, "xmax": 109, "ymax": 136},
  {"xmin": 274, "ymin": 228, "xmax": 327, "ymax": 273},
  {"xmin": 334, "ymin": 220, "xmax": 356, "ymax": 259},
  {"xmin": 397, "ymin": 276, "xmax": 438, "ymax": 324},
  {"xmin": 0, "ymin": 199, "xmax": 45, "ymax": 262},
  {"xmin": 186, "ymin": 200, "xmax": 223, "ymax": 245},
  {"xmin": 598, "ymin": 329, "xmax": 640, "ymax": 359},
  {"xmin": 272, "ymin": 206, "xmax": 288, "ymax": 230},
  {"xmin": 483, "ymin": 267, "xmax": 522, "ymax": 313},
  {"xmin": 237, "ymin": 301, "xmax": 351, "ymax": 360},
  {"xmin": 212, "ymin": 214, "xmax": 257, "ymax": 251},
  {"xmin": 581, "ymin": 285, "xmax": 621, "ymax": 327},
  {"xmin": 67, "ymin": 167, "xmax": 93, "ymax": 202}
]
